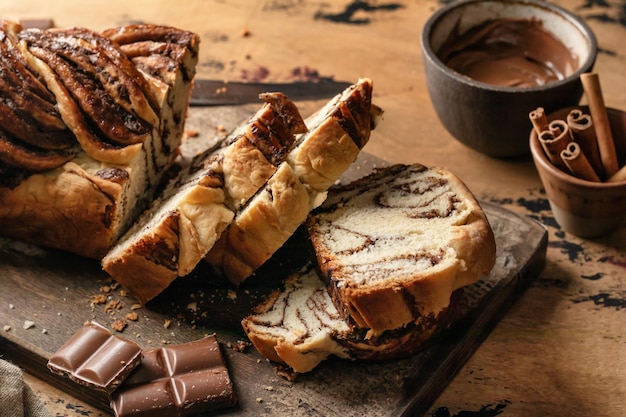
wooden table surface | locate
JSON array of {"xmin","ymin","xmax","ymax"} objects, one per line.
[{"xmin": 1, "ymin": 0, "xmax": 625, "ymax": 416}]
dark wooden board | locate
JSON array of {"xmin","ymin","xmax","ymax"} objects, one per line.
[{"xmin": 0, "ymin": 107, "xmax": 548, "ymax": 417}]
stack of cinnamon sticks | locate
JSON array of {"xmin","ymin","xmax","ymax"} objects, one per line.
[{"xmin": 530, "ymin": 73, "xmax": 626, "ymax": 183}]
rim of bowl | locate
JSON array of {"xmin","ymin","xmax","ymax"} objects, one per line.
[
  {"xmin": 421, "ymin": 0, "xmax": 598, "ymax": 93},
  {"xmin": 529, "ymin": 108, "xmax": 626, "ymax": 189}
]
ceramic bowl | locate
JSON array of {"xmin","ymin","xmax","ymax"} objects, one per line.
[
  {"xmin": 529, "ymin": 107, "xmax": 626, "ymax": 237},
  {"xmin": 421, "ymin": 0, "xmax": 597, "ymax": 157}
]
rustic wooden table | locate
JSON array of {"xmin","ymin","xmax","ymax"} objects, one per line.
[{"xmin": 1, "ymin": 0, "xmax": 625, "ymax": 416}]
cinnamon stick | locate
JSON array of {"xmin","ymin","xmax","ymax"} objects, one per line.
[
  {"xmin": 560, "ymin": 142, "xmax": 601, "ymax": 182},
  {"xmin": 607, "ymin": 165, "xmax": 626, "ymax": 183},
  {"xmin": 566, "ymin": 108, "xmax": 603, "ymax": 178},
  {"xmin": 529, "ymin": 107, "xmax": 548, "ymax": 135},
  {"xmin": 538, "ymin": 119, "xmax": 572, "ymax": 170},
  {"xmin": 580, "ymin": 73, "xmax": 619, "ymax": 177}
]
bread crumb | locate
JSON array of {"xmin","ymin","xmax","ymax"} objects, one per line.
[
  {"xmin": 231, "ymin": 340, "xmax": 251, "ymax": 352},
  {"xmin": 111, "ymin": 319, "xmax": 127, "ymax": 332},
  {"xmin": 90, "ymin": 294, "xmax": 107, "ymax": 306},
  {"xmin": 125, "ymin": 312, "xmax": 138, "ymax": 321},
  {"xmin": 4, "ymin": 325, "xmax": 10, "ymax": 332},
  {"xmin": 42, "ymin": 329, "xmax": 48, "ymax": 334},
  {"xmin": 130, "ymin": 303, "xmax": 142, "ymax": 310},
  {"xmin": 185, "ymin": 129, "xmax": 199, "ymax": 138},
  {"xmin": 164, "ymin": 319, "xmax": 172, "ymax": 329},
  {"xmin": 9, "ymin": 304, "xmax": 14, "ymax": 309},
  {"xmin": 256, "ymin": 397, "xmax": 263, "ymax": 403},
  {"xmin": 23, "ymin": 320, "xmax": 35, "ymax": 330},
  {"xmin": 104, "ymin": 299, "xmax": 123, "ymax": 314}
]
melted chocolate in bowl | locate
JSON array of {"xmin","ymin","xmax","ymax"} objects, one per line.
[
  {"xmin": 437, "ymin": 18, "xmax": 579, "ymax": 88},
  {"xmin": 426, "ymin": 0, "xmax": 594, "ymax": 91},
  {"xmin": 421, "ymin": 0, "xmax": 597, "ymax": 157}
]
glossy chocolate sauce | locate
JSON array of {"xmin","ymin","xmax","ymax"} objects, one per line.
[{"xmin": 437, "ymin": 18, "xmax": 578, "ymax": 87}]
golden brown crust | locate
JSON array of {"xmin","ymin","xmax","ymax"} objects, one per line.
[
  {"xmin": 0, "ymin": 162, "xmax": 126, "ymax": 259},
  {"xmin": 287, "ymin": 121, "xmax": 360, "ymax": 193},
  {"xmin": 336, "ymin": 289, "xmax": 464, "ymax": 361},
  {"xmin": 218, "ymin": 164, "xmax": 311, "ymax": 286}
]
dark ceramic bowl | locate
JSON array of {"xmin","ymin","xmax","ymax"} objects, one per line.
[{"xmin": 421, "ymin": 0, "xmax": 597, "ymax": 157}]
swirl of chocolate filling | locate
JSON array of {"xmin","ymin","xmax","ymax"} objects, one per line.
[
  {"xmin": 17, "ymin": 26, "xmax": 161, "ymax": 165},
  {"xmin": 0, "ymin": 21, "xmax": 77, "ymax": 172},
  {"xmin": 1, "ymin": 21, "xmax": 167, "ymax": 173}
]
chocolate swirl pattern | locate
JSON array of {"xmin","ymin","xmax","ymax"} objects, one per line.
[
  {"xmin": 307, "ymin": 163, "xmax": 496, "ymax": 332},
  {"xmin": 242, "ymin": 264, "xmax": 352, "ymax": 373},
  {"xmin": 18, "ymin": 26, "xmax": 160, "ymax": 165},
  {"xmin": 0, "ymin": 21, "xmax": 77, "ymax": 171},
  {"xmin": 0, "ymin": 21, "xmax": 184, "ymax": 173}
]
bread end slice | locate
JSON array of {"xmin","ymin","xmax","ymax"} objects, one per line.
[{"xmin": 241, "ymin": 264, "xmax": 352, "ymax": 373}]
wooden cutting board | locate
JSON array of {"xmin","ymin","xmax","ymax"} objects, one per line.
[{"xmin": 0, "ymin": 106, "xmax": 548, "ymax": 417}]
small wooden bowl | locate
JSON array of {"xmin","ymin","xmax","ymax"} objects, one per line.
[{"xmin": 529, "ymin": 106, "xmax": 626, "ymax": 237}]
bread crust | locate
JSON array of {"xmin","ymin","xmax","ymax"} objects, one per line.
[
  {"xmin": 102, "ymin": 180, "xmax": 234, "ymax": 304},
  {"xmin": 219, "ymin": 164, "xmax": 311, "ymax": 286},
  {"xmin": 0, "ymin": 161, "xmax": 125, "ymax": 259},
  {"xmin": 308, "ymin": 164, "xmax": 496, "ymax": 332}
]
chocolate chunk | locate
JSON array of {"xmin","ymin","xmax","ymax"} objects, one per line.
[
  {"xmin": 47, "ymin": 321, "xmax": 142, "ymax": 393},
  {"xmin": 111, "ymin": 334, "xmax": 237, "ymax": 417}
]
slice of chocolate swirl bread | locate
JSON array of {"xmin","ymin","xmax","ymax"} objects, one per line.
[
  {"xmin": 206, "ymin": 78, "xmax": 383, "ymax": 286},
  {"xmin": 242, "ymin": 262, "xmax": 464, "ymax": 374},
  {"xmin": 242, "ymin": 163, "xmax": 495, "ymax": 373},
  {"xmin": 0, "ymin": 21, "xmax": 199, "ymax": 258},
  {"xmin": 102, "ymin": 93, "xmax": 307, "ymax": 305},
  {"xmin": 307, "ymin": 163, "xmax": 496, "ymax": 333},
  {"xmin": 242, "ymin": 264, "xmax": 352, "ymax": 373}
]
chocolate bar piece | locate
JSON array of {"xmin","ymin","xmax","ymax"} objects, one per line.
[
  {"xmin": 111, "ymin": 334, "xmax": 237, "ymax": 417},
  {"xmin": 47, "ymin": 321, "xmax": 142, "ymax": 393}
]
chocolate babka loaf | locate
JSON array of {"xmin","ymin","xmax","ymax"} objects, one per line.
[
  {"xmin": 102, "ymin": 93, "xmax": 307, "ymax": 304},
  {"xmin": 307, "ymin": 163, "xmax": 496, "ymax": 332},
  {"xmin": 206, "ymin": 78, "xmax": 383, "ymax": 286},
  {"xmin": 242, "ymin": 262, "xmax": 464, "ymax": 374},
  {"xmin": 0, "ymin": 21, "xmax": 199, "ymax": 258}
]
